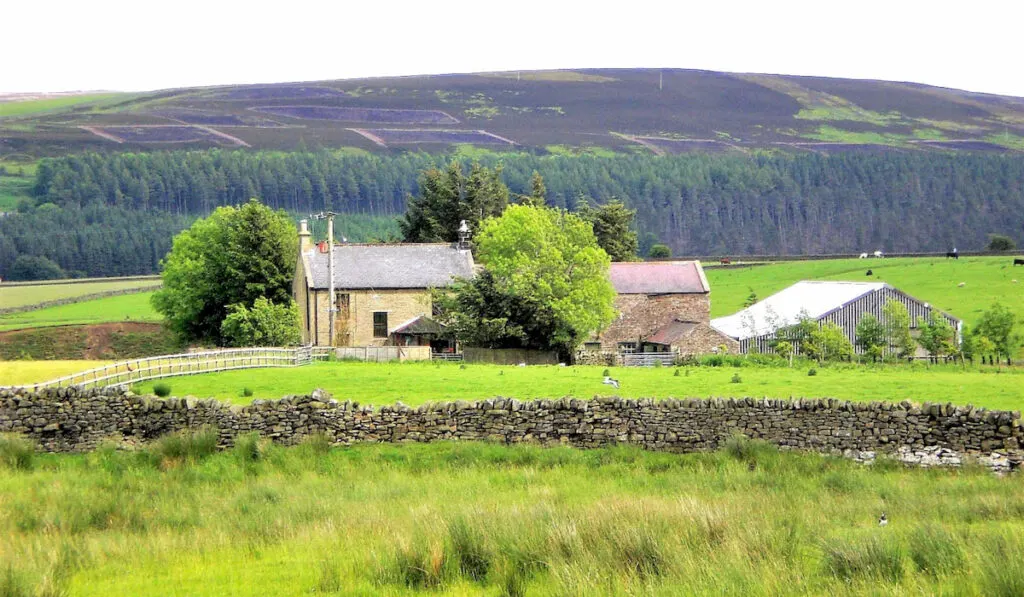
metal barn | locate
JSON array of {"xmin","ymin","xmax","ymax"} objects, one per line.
[{"xmin": 710, "ymin": 281, "xmax": 961, "ymax": 355}]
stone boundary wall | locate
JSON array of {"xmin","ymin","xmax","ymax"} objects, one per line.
[
  {"xmin": 0, "ymin": 285, "xmax": 161, "ymax": 316},
  {"xmin": 2, "ymin": 388, "xmax": 1021, "ymax": 468}
]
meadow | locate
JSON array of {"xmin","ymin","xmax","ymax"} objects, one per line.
[
  {"xmin": 0, "ymin": 292, "xmax": 160, "ymax": 331},
  {"xmin": 0, "ymin": 94, "xmax": 122, "ymax": 118},
  {"xmin": 0, "ymin": 437, "xmax": 1022, "ymax": 596},
  {"xmin": 704, "ymin": 256, "xmax": 1024, "ymax": 325},
  {"xmin": 0, "ymin": 278, "xmax": 160, "ymax": 311},
  {"xmin": 120, "ymin": 360, "xmax": 1024, "ymax": 411}
]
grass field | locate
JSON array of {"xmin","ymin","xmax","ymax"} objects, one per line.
[
  {"xmin": 0, "ymin": 94, "xmax": 121, "ymax": 118},
  {"xmin": 0, "ymin": 292, "xmax": 161, "ymax": 331},
  {"xmin": 0, "ymin": 175, "xmax": 32, "ymax": 210},
  {"xmin": 124, "ymin": 361, "xmax": 1024, "ymax": 411},
  {"xmin": 0, "ymin": 278, "xmax": 161, "ymax": 310},
  {"xmin": 0, "ymin": 360, "xmax": 112, "ymax": 385},
  {"xmin": 0, "ymin": 438, "xmax": 1022, "ymax": 596},
  {"xmin": 705, "ymin": 256, "xmax": 1024, "ymax": 325}
]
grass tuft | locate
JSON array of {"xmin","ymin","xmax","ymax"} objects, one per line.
[
  {"xmin": 148, "ymin": 427, "xmax": 218, "ymax": 467},
  {"xmin": 908, "ymin": 525, "xmax": 964, "ymax": 576},
  {"xmin": 823, "ymin": 536, "xmax": 904, "ymax": 582},
  {"xmin": 152, "ymin": 383, "xmax": 171, "ymax": 397},
  {"xmin": 0, "ymin": 434, "xmax": 36, "ymax": 471}
]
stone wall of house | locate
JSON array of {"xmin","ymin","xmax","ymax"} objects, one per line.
[
  {"xmin": 675, "ymin": 323, "xmax": 740, "ymax": 355},
  {"xmin": 300, "ymin": 288, "xmax": 432, "ymax": 347},
  {"xmin": 597, "ymin": 294, "xmax": 711, "ymax": 351},
  {"xmin": 2, "ymin": 388, "xmax": 1020, "ymax": 470}
]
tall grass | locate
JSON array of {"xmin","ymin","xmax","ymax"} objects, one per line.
[{"xmin": 0, "ymin": 441, "xmax": 1022, "ymax": 595}]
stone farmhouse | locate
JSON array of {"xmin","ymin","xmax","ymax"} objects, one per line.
[
  {"xmin": 585, "ymin": 262, "xmax": 737, "ymax": 356},
  {"xmin": 293, "ymin": 220, "xmax": 474, "ymax": 349},
  {"xmin": 711, "ymin": 281, "xmax": 961, "ymax": 355}
]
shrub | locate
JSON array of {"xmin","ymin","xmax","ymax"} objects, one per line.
[
  {"xmin": 730, "ymin": 373, "xmax": 742, "ymax": 383},
  {"xmin": 233, "ymin": 432, "xmax": 267, "ymax": 465},
  {"xmin": 602, "ymin": 368, "xmax": 610, "ymax": 377},
  {"xmin": 673, "ymin": 369, "xmax": 680, "ymax": 377},
  {"xmin": 220, "ymin": 297, "xmax": 301, "ymax": 347},
  {"xmin": 149, "ymin": 428, "xmax": 219, "ymax": 466},
  {"xmin": 0, "ymin": 434, "xmax": 35, "ymax": 471},
  {"xmin": 153, "ymin": 383, "xmax": 172, "ymax": 397},
  {"xmin": 648, "ymin": 244, "xmax": 671, "ymax": 259},
  {"xmin": 652, "ymin": 359, "xmax": 662, "ymax": 368},
  {"xmin": 808, "ymin": 368, "xmax": 817, "ymax": 377},
  {"xmin": 987, "ymin": 233, "xmax": 1017, "ymax": 251},
  {"xmin": 702, "ymin": 355, "xmax": 724, "ymax": 367},
  {"xmin": 241, "ymin": 387, "xmax": 254, "ymax": 397}
]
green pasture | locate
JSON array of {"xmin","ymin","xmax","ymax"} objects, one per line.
[
  {"xmin": 0, "ymin": 292, "xmax": 161, "ymax": 331},
  {"xmin": 0, "ymin": 94, "xmax": 122, "ymax": 119},
  {"xmin": 0, "ymin": 360, "xmax": 112, "ymax": 385},
  {"xmin": 705, "ymin": 256, "xmax": 1024, "ymax": 325},
  {"xmin": 0, "ymin": 175, "xmax": 32, "ymax": 210},
  {"xmin": 0, "ymin": 278, "xmax": 160, "ymax": 310},
  {"xmin": 130, "ymin": 361, "xmax": 1024, "ymax": 411},
  {"xmin": 0, "ymin": 438, "xmax": 1021, "ymax": 596}
]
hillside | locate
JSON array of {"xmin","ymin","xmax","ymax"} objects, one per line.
[{"xmin": 2, "ymin": 69, "xmax": 1024, "ymax": 158}]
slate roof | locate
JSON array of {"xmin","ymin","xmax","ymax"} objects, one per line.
[
  {"xmin": 711, "ymin": 281, "xmax": 886, "ymax": 340},
  {"xmin": 646, "ymin": 320, "xmax": 701, "ymax": 345},
  {"xmin": 304, "ymin": 244, "xmax": 474, "ymax": 290},
  {"xmin": 609, "ymin": 261, "xmax": 709, "ymax": 294}
]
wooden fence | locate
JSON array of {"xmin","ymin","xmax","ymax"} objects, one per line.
[{"xmin": 7, "ymin": 347, "xmax": 324, "ymax": 392}]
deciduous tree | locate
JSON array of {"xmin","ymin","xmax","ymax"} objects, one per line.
[
  {"xmin": 152, "ymin": 199, "xmax": 297, "ymax": 345},
  {"xmin": 467, "ymin": 205, "xmax": 617, "ymax": 355},
  {"xmin": 220, "ymin": 297, "xmax": 301, "ymax": 347}
]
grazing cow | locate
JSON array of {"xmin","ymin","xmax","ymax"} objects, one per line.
[
  {"xmin": 720, "ymin": 257, "xmax": 731, "ymax": 265},
  {"xmin": 859, "ymin": 253, "xmax": 868, "ymax": 259},
  {"xmin": 1014, "ymin": 258, "xmax": 1024, "ymax": 266},
  {"xmin": 958, "ymin": 282, "xmax": 966, "ymax": 287},
  {"xmin": 946, "ymin": 248, "xmax": 958, "ymax": 259},
  {"xmin": 873, "ymin": 250, "xmax": 884, "ymax": 258},
  {"xmin": 866, "ymin": 270, "xmax": 873, "ymax": 276}
]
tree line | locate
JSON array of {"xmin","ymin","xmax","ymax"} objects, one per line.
[{"xmin": 29, "ymin": 149, "xmax": 1024, "ymax": 255}]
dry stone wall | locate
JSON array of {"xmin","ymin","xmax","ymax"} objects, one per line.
[{"xmin": 1, "ymin": 387, "xmax": 1021, "ymax": 469}]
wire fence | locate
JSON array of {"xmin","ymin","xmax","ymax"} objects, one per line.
[{"xmin": 7, "ymin": 347, "xmax": 325, "ymax": 392}]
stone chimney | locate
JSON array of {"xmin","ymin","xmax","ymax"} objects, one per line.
[{"xmin": 298, "ymin": 219, "xmax": 313, "ymax": 252}]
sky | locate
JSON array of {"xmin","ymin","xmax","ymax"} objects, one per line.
[{"xmin": 6, "ymin": 0, "xmax": 1024, "ymax": 97}]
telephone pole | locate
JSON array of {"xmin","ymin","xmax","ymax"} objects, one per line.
[{"xmin": 314, "ymin": 211, "xmax": 337, "ymax": 346}]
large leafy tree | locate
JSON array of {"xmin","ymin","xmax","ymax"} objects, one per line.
[
  {"xmin": 972, "ymin": 302, "xmax": 1022, "ymax": 363},
  {"xmin": 917, "ymin": 313, "xmax": 957, "ymax": 359},
  {"xmin": 400, "ymin": 161, "xmax": 509, "ymax": 243},
  {"xmin": 882, "ymin": 300, "xmax": 916, "ymax": 358},
  {"xmin": 577, "ymin": 197, "xmax": 638, "ymax": 261},
  {"xmin": 221, "ymin": 297, "xmax": 302, "ymax": 347},
  {"xmin": 855, "ymin": 313, "xmax": 887, "ymax": 362},
  {"xmin": 152, "ymin": 199, "xmax": 297, "ymax": 345},
  {"xmin": 466, "ymin": 205, "xmax": 617, "ymax": 355}
]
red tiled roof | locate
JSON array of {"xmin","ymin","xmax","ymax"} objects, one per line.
[{"xmin": 609, "ymin": 262, "xmax": 709, "ymax": 294}]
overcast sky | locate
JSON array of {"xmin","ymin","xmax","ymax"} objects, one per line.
[{"xmin": 6, "ymin": 0, "xmax": 1023, "ymax": 97}]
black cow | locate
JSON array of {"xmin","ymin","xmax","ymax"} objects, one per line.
[
  {"xmin": 946, "ymin": 251, "xmax": 958, "ymax": 259},
  {"xmin": 1014, "ymin": 258, "xmax": 1024, "ymax": 266},
  {"xmin": 866, "ymin": 269, "xmax": 873, "ymax": 276}
]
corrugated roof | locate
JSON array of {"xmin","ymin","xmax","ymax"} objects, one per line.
[
  {"xmin": 609, "ymin": 262, "xmax": 709, "ymax": 294},
  {"xmin": 305, "ymin": 244, "xmax": 474, "ymax": 289},
  {"xmin": 646, "ymin": 320, "xmax": 700, "ymax": 345},
  {"xmin": 392, "ymin": 315, "xmax": 446, "ymax": 336},
  {"xmin": 711, "ymin": 281, "xmax": 886, "ymax": 340}
]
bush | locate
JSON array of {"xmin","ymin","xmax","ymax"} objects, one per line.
[
  {"xmin": 6, "ymin": 254, "xmax": 64, "ymax": 281},
  {"xmin": 220, "ymin": 297, "xmax": 302, "ymax": 347},
  {"xmin": 153, "ymin": 383, "xmax": 172, "ymax": 397},
  {"xmin": 808, "ymin": 368, "xmax": 817, "ymax": 377},
  {"xmin": 730, "ymin": 373, "xmax": 742, "ymax": 383},
  {"xmin": 0, "ymin": 434, "xmax": 36, "ymax": 471},
  {"xmin": 673, "ymin": 369, "xmax": 680, "ymax": 377},
  {"xmin": 602, "ymin": 368, "xmax": 610, "ymax": 377},
  {"xmin": 648, "ymin": 244, "xmax": 671, "ymax": 259},
  {"xmin": 241, "ymin": 387, "xmax": 254, "ymax": 397},
  {"xmin": 987, "ymin": 233, "xmax": 1017, "ymax": 251}
]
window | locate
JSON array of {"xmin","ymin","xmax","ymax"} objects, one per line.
[
  {"xmin": 583, "ymin": 342, "xmax": 602, "ymax": 352},
  {"xmin": 617, "ymin": 342, "xmax": 637, "ymax": 354},
  {"xmin": 335, "ymin": 294, "xmax": 350, "ymax": 317},
  {"xmin": 373, "ymin": 312, "xmax": 388, "ymax": 338}
]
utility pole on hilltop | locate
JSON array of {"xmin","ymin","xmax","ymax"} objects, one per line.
[
  {"xmin": 659, "ymin": 70, "xmax": 663, "ymax": 91},
  {"xmin": 314, "ymin": 211, "xmax": 337, "ymax": 346}
]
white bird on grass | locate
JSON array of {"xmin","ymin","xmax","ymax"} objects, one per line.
[
  {"xmin": 878, "ymin": 513, "xmax": 888, "ymax": 527},
  {"xmin": 602, "ymin": 376, "xmax": 620, "ymax": 389}
]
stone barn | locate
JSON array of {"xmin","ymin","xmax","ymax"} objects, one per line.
[
  {"xmin": 711, "ymin": 281, "xmax": 961, "ymax": 355},
  {"xmin": 293, "ymin": 220, "xmax": 474, "ymax": 348},
  {"xmin": 585, "ymin": 261, "xmax": 737, "ymax": 356}
]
